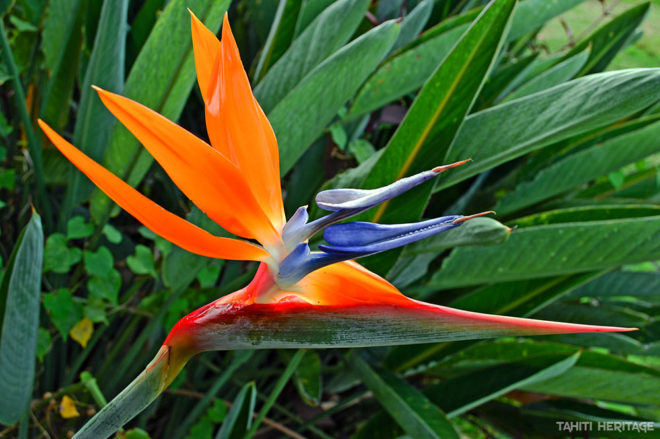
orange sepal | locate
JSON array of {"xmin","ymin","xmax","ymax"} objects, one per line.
[
  {"xmin": 92, "ymin": 86, "xmax": 280, "ymax": 244},
  {"xmin": 189, "ymin": 10, "xmax": 221, "ymax": 104},
  {"xmin": 39, "ymin": 120, "xmax": 268, "ymax": 261},
  {"xmin": 198, "ymin": 14, "xmax": 285, "ymax": 232}
]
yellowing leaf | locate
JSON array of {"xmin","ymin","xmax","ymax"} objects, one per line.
[
  {"xmin": 59, "ymin": 395, "xmax": 80, "ymax": 418},
  {"xmin": 69, "ymin": 317, "xmax": 93, "ymax": 348}
]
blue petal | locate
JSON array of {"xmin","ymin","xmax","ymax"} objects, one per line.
[
  {"xmin": 315, "ymin": 161, "xmax": 469, "ymax": 212},
  {"xmin": 323, "ymin": 216, "xmax": 460, "ymax": 247},
  {"xmin": 320, "ymin": 216, "xmax": 461, "ymax": 256}
]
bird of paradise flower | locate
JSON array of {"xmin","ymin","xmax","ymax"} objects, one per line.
[{"xmin": 39, "ymin": 12, "xmax": 632, "ymax": 439}]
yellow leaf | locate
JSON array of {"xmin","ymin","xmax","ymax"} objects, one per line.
[
  {"xmin": 59, "ymin": 395, "xmax": 80, "ymax": 418},
  {"xmin": 69, "ymin": 317, "xmax": 93, "ymax": 348}
]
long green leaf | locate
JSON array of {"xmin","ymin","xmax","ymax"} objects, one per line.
[
  {"xmin": 89, "ymin": 0, "xmax": 229, "ymax": 224},
  {"xmin": 507, "ymin": 0, "xmax": 586, "ymax": 41},
  {"xmin": 430, "ymin": 216, "xmax": 660, "ymax": 288},
  {"xmin": 349, "ymin": 352, "xmax": 459, "ymax": 439},
  {"xmin": 439, "ymin": 69, "xmax": 660, "ymax": 190},
  {"xmin": 40, "ymin": 0, "xmax": 84, "ymax": 130},
  {"xmin": 391, "ymin": 0, "xmax": 432, "ymax": 52},
  {"xmin": 362, "ymin": 0, "xmax": 516, "ymax": 226},
  {"xmin": 504, "ymin": 48, "xmax": 589, "ymax": 102},
  {"xmin": 565, "ymin": 2, "xmax": 650, "ymax": 75},
  {"xmin": 272, "ymin": 20, "xmax": 400, "ymax": 174},
  {"xmin": 568, "ymin": 270, "xmax": 660, "ymax": 302},
  {"xmin": 496, "ymin": 119, "xmax": 660, "ymax": 215},
  {"xmin": 254, "ymin": 0, "xmax": 369, "ymax": 112},
  {"xmin": 0, "ymin": 211, "xmax": 43, "ymax": 425},
  {"xmin": 252, "ymin": 0, "xmax": 302, "ymax": 82},
  {"xmin": 349, "ymin": 0, "xmax": 585, "ymax": 118},
  {"xmin": 521, "ymin": 349, "xmax": 660, "ymax": 404},
  {"xmin": 61, "ymin": 0, "xmax": 128, "ymax": 221},
  {"xmin": 215, "ymin": 382, "xmax": 257, "ymax": 439},
  {"xmin": 244, "ymin": 349, "xmax": 304, "ymax": 438},
  {"xmin": 434, "ymin": 352, "xmax": 581, "ymax": 417}
]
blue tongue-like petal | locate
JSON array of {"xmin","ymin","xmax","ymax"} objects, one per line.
[
  {"xmin": 320, "ymin": 216, "xmax": 460, "ymax": 256},
  {"xmin": 315, "ymin": 160, "xmax": 470, "ymax": 212},
  {"xmin": 277, "ymin": 211, "xmax": 493, "ymax": 286},
  {"xmin": 322, "ymin": 216, "xmax": 460, "ymax": 247}
]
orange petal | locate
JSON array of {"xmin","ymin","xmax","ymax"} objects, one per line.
[
  {"xmin": 196, "ymin": 14, "xmax": 285, "ymax": 231},
  {"xmin": 296, "ymin": 261, "xmax": 411, "ymax": 306},
  {"xmin": 92, "ymin": 86, "xmax": 280, "ymax": 244},
  {"xmin": 39, "ymin": 120, "xmax": 268, "ymax": 261},
  {"xmin": 189, "ymin": 9, "xmax": 221, "ymax": 104}
]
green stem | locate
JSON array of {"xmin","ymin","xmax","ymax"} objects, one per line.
[
  {"xmin": 0, "ymin": 20, "xmax": 52, "ymax": 229},
  {"xmin": 245, "ymin": 349, "xmax": 306, "ymax": 439}
]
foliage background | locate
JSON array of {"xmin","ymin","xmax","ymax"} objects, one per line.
[{"xmin": 1, "ymin": 0, "xmax": 659, "ymax": 438}]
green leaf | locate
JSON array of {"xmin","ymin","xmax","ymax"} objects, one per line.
[
  {"xmin": 61, "ymin": 0, "xmax": 128, "ymax": 219},
  {"xmin": 252, "ymin": 0, "xmax": 302, "ymax": 82},
  {"xmin": 354, "ymin": 0, "xmax": 515, "ymax": 273},
  {"xmin": 271, "ymin": 20, "xmax": 400, "ymax": 174},
  {"xmin": 43, "ymin": 233, "xmax": 81, "ymax": 274},
  {"xmin": 565, "ymin": 2, "xmax": 650, "ymax": 75},
  {"xmin": 521, "ymin": 349, "xmax": 660, "ymax": 405},
  {"xmin": 294, "ymin": 350, "xmax": 322, "ymax": 406},
  {"xmin": 40, "ymin": 0, "xmax": 84, "ymax": 131},
  {"xmin": 496, "ymin": 119, "xmax": 660, "ymax": 215},
  {"xmin": 513, "ymin": 204, "xmax": 660, "ymax": 228},
  {"xmin": 89, "ymin": 0, "xmax": 229, "ymax": 224},
  {"xmin": 349, "ymin": 352, "xmax": 459, "ymax": 439},
  {"xmin": 507, "ymin": 0, "xmax": 586, "ymax": 41},
  {"xmin": 127, "ymin": 245, "xmax": 156, "ymax": 277},
  {"xmin": 475, "ymin": 53, "xmax": 538, "ymax": 109},
  {"xmin": 349, "ymin": 0, "xmax": 585, "ymax": 118},
  {"xmin": 43, "ymin": 289, "xmax": 82, "ymax": 340},
  {"xmin": 66, "ymin": 215, "xmax": 94, "ymax": 240},
  {"xmin": 439, "ymin": 69, "xmax": 660, "ymax": 190},
  {"xmin": 87, "ymin": 268, "xmax": 121, "ymax": 305},
  {"xmin": 429, "ymin": 351, "xmax": 582, "ymax": 417},
  {"xmin": 348, "ymin": 24, "xmax": 467, "ymax": 119},
  {"xmin": 254, "ymin": 0, "xmax": 369, "ymax": 112},
  {"xmin": 449, "ymin": 272, "xmax": 603, "ymax": 317},
  {"xmin": 430, "ymin": 216, "xmax": 660, "ymax": 288},
  {"xmin": 83, "ymin": 246, "xmax": 114, "ymax": 278},
  {"xmin": 124, "ymin": 428, "xmax": 150, "ymax": 439},
  {"xmin": 101, "ymin": 224, "xmax": 122, "ymax": 244},
  {"xmin": 568, "ymin": 271, "xmax": 660, "ymax": 302},
  {"xmin": 196, "ymin": 261, "xmax": 223, "ymax": 288},
  {"xmin": 348, "ymin": 139, "xmax": 376, "ymax": 164},
  {"xmin": 245, "ymin": 350, "xmax": 305, "ymax": 438},
  {"xmin": 0, "ymin": 0, "xmax": 12, "ymax": 16},
  {"xmin": 215, "ymin": 382, "xmax": 257, "ymax": 439},
  {"xmin": 504, "ymin": 48, "xmax": 590, "ymax": 102},
  {"xmin": 392, "ymin": 0, "xmax": 432, "ymax": 52},
  {"xmin": 0, "ymin": 211, "xmax": 42, "ymax": 425},
  {"xmin": 36, "ymin": 328, "xmax": 52, "ymax": 362}
]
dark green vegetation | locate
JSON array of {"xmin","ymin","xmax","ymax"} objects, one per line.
[{"xmin": 1, "ymin": 0, "xmax": 659, "ymax": 437}]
